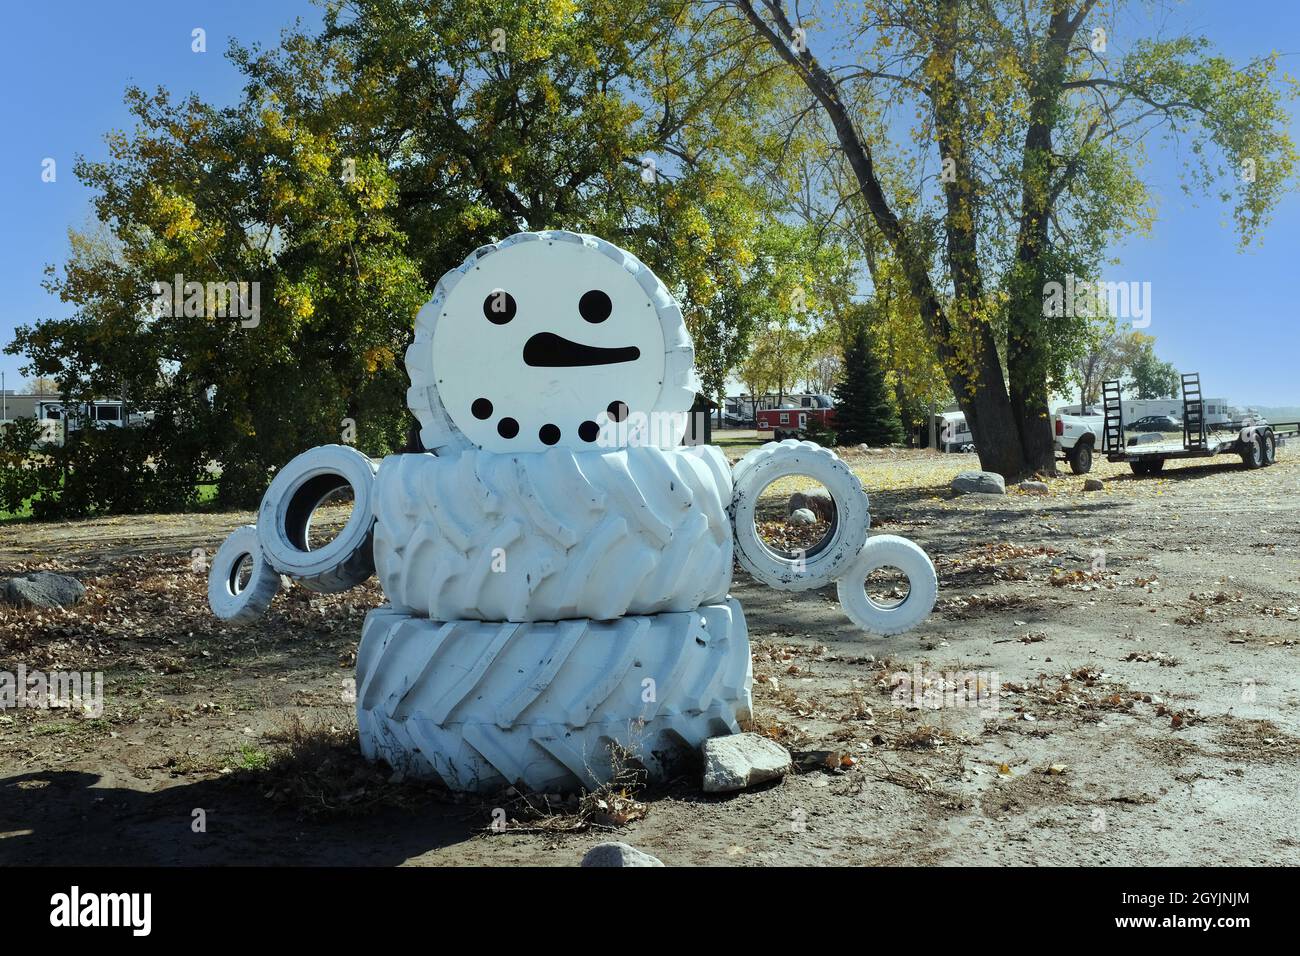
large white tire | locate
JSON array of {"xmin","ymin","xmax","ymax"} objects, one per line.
[
  {"xmin": 207, "ymin": 525, "xmax": 280, "ymax": 623},
  {"xmin": 257, "ymin": 444, "xmax": 379, "ymax": 593},
  {"xmin": 356, "ymin": 600, "xmax": 753, "ymax": 793},
  {"xmin": 729, "ymin": 440, "xmax": 870, "ymax": 591},
  {"xmin": 836, "ymin": 535, "xmax": 938, "ymax": 636},
  {"xmin": 406, "ymin": 230, "xmax": 698, "ymax": 454},
  {"xmin": 372, "ymin": 444, "xmax": 732, "ymax": 622}
]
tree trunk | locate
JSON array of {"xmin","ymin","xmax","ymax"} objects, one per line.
[
  {"xmin": 737, "ymin": 0, "xmax": 1026, "ymax": 478},
  {"xmin": 1006, "ymin": 3, "xmax": 1093, "ymax": 476}
]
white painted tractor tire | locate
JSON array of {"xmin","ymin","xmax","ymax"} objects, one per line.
[
  {"xmin": 372, "ymin": 444, "xmax": 733, "ymax": 622},
  {"xmin": 257, "ymin": 444, "xmax": 379, "ymax": 593},
  {"xmin": 836, "ymin": 535, "xmax": 938, "ymax": 636},
  {"xmin": 207, "ymin": 525, "xmax": 280, "ymax": 623},
  {"xmin": 405, "ymin": 230, "xmax": 698, "ymax": 454},
  {"xmin": 729, "ymin": 440, "xmax": 870, "ymax": 591},
  {"xmin": 355, "ymin": 600, "xmax": 753, "ymax": 793}
]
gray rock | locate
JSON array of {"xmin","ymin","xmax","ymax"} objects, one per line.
[
  {"xmin": 1, "ymin": 572, "xmax": 86, "ymax": 609},
  {"xmin": 1018, "ymin": 480, "xmax": 1049, "ymax": 495},
  {"xmin": 702, "ymin": 733, "xmax": 792, "ymax": 793},
  {"xmin": 1083, "ymin": 477, "xmax": 1104, "ymax": 491},
  {"xmin": 580, "ymin": 842, "xmax": 665, "ymax": 867},
  {"xmin": 951, "ymin": 471, "xmax": 1006, "ymax": 496},
  {"xmin": 788, "ymin": 487, "xmax": 835, "ymax": 521},
  {"xmin": 787, "ymin": 508, "xmax": 817, "ymax": 526}
]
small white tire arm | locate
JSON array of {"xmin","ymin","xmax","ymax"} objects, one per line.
[
  {"xmin": 837, "ymin": 535, "xmax": 938, "ymax": 636},
  {"xmin": 257, "ymin": 444, "xmax": 379, "ymax": 593},
  {"xmin": 208, "ymin": 525, "xmax": 280, "ymax": 623},
  {"xmin": 729, "ymin": 440, "xmax": 870, "ymax": 591}
]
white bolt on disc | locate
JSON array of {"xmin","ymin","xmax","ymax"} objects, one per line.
[
  {"xmin": 257, "ymin": 444, "xmax": 379, "ymax": 593},
  {"xmin": 406, "ymin": 230, "xmax": 698, "ymax": 454},
  {"xmin": 355, "ymin": 599, "xmax": 753, "ymax": 793},
  {"xmin": 371, "ymin": 442, "xmax": 733, "ymax": 622},
  {"xmin": 729, "ymin": 440, "xmax": 870, "ymax": 591},
  {"xmin": 836, "ymin": 534, "xmax": 938, "ymax": 636},
  {"xmin": 208, "ymin": 525, "xmax": 280, "ymax": 623}
]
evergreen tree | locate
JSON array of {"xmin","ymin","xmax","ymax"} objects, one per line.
[{"xmin": 833, "ymin": 326, "xmax": 904, "ymax": 446}]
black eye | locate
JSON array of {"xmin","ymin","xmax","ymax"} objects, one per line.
[
  {"xmin": 579, "ymin": 289, "xmax": 612, "ymax": 323},
  {"xmin": 483, "ymin": 290, "xmax": 517, "ymax": 324}
]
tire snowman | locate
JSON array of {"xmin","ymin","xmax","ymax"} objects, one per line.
[{"xmin": 207, "ymin": 231, "xmax": 938, "ymax": 794}]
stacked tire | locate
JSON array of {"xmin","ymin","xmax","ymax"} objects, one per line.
[
  {"xmin": 359, "ymin": 444, "xmax": 750, "ymax": 794},
  {"xmin": 357, "ymin": 231, "xmax": 752, "ymax": 794}
]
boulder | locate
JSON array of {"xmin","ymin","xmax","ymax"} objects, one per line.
[
  {"xmin": 951, "ymin": 471, "xmax": 1005, "ymax": 496},
  {"xmin": 787, "ymin": 508, "xmax": 816, "ymax": 526},
  {"xmin": 1018, "ymin": 480, "xmax": 1049, "ymax": 495},
  {"xmin": 702, "ymin": 733, "xmax": 792, "ymax": 793},
  {"xmin": 787, "ymin": 488, "xmax": 835, "ymax": 522},
  {"xmin": 1083, "ymin": 477, "xmax": 1104, "ymax": 492},
  {"xmin": 580, "ymin": 842, "xmax": 665, "ymax": 867},
  {"xmin": 1, "ymin": 572, "xmax": 86, "ymax": 609}
]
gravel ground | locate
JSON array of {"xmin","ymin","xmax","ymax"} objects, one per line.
[{"xmin": 2, "ymin": 446, "xmax": 1298, "ymax": 866}]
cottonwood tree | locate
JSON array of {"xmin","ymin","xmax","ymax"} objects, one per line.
[
  {"xmin": 721, "ymin": 0, "xmax": 1297, "ymax": 477},
  {"xmin": 9, "ymin": 0, "xmax": 806, "ymax": 509}
]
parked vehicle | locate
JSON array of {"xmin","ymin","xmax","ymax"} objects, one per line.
[
  {"xmin": 756, "ymin": 395, "xmax": 835, "ymax": 440},
  {"xmin": 1102, "ymin": 372, "xmax": 1283, "ymax": 475},
  {"xmin": 1129, "ymin": 414, "xmax": 1181, "ymax": 432},
  {"xmin": 934, "ymin": 411, "xmax": 976, "ymax": 453},
  {"xmin": 1053, "ymin": 408, "xmax": 1104, "ymax": 474}
]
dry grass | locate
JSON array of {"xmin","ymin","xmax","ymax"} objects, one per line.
[{"xmin": 240, "ymin": 711, "xmax": 454, "ymax": 818}]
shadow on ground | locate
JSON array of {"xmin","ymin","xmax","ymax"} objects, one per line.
[{"xmin": 0, "ymin": 768, "xmax": 483, "ymax": 866}]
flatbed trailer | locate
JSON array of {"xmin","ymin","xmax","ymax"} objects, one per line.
[{"xmin": 1102, "ymin": 373, "xmax": 1280, "ymax": 475}]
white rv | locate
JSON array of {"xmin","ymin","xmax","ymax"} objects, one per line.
[
  {"xmin": 935, "ymin": 411, "xmax": 975, "ymax": 453},
  {"xmin": 35, "ymin": 400, "xmax": 148, "ymax": 432},
  {"xmin": 1123, "ymin": 397, "xmax": 1232, "ymax": 427}
]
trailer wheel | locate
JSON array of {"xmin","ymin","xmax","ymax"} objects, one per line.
[
  {"xmin": 1130, "ymin": 459, "xmax": 1164, "ymax": 476},
  {"xmin": 1067, "ymin": 442, "xmax": 1093, "ymax": 475},
  {"xmin": 1261, "ymin": 430, "xmax": 1276, "ymax": 466},
  {"xmin": 1241, "ymin": 435, "xmax": 1265, "ymax": 469}
]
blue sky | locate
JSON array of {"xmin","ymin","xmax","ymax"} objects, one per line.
[{"xmin": 1, "ymin": 1, "xmax": 1298, "ymax": 406}]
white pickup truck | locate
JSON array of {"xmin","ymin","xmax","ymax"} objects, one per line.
[{"xmin": 1054, "ymin": 408, "xmax": 1104, "ymax": 474}]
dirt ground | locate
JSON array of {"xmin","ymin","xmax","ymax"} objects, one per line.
[{"xmin": 3, "ymin": 443, "xmax": 1299, "ymax": 866}]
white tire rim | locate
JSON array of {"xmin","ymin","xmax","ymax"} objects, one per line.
[
  {"xmin": 257, "ymin": 444, "xmax": 378, "ymax": 580},
  {"xmin": 208, "ymin": 525, "xmax": 280, "ymax": 623},
  {"xmin": 837, "ymin": 534, "xmax": 938, "ymax": 636},
  {"xmin": 406, "ymin": 230, "xmax": 698, "ymax": 454},
  {"xmin": 730, "ymin": 441, "xmax": 870, "ymax": 591}
]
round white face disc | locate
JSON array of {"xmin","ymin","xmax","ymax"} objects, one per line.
[{"xmin": 427, "ymin": 239, "xmax": 669, "ymax": 453}]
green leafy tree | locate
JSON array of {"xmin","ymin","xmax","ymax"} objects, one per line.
[
  {"xmin": 726, "ymin": 0, "xmax": 1297, "ymax": 477},
  {"xmin": 833, "ymin": 324, "xmax": 904, "ymax": 446},
  {"xmin": 7, "ymin": 0, "xmax": 805, "ymax": 513},
  {"xmin": 1124, "ymin": 340, "xmax": 1181, "ymax": 399}
]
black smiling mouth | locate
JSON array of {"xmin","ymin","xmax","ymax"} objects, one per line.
[{"xmin": 523, "ymin": 332, "xmax": 641, "ymax": 368}]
